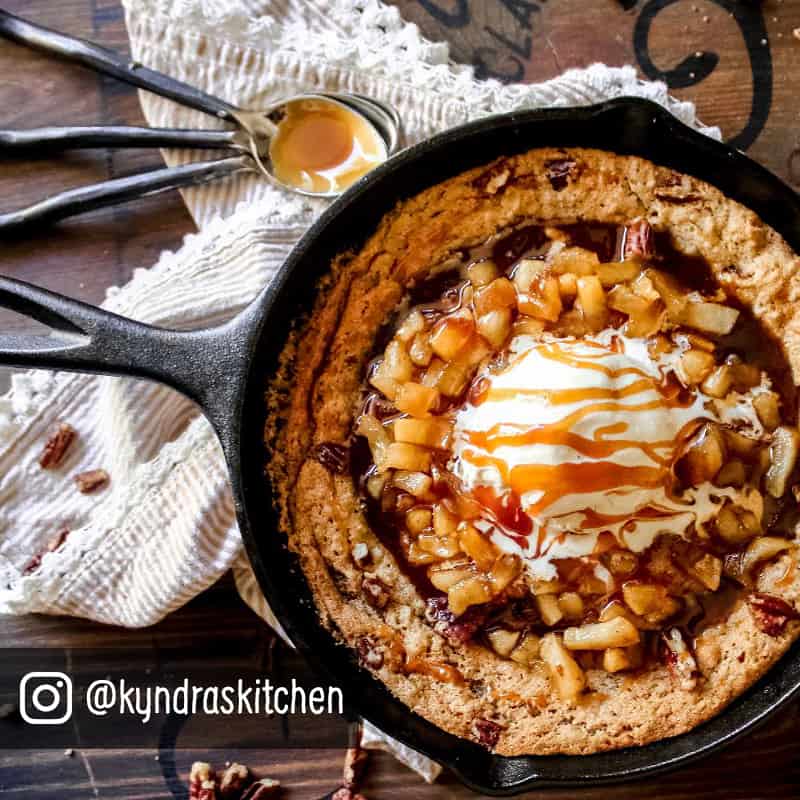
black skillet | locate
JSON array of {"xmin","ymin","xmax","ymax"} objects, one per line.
[{"xmin": 2, "ymin": 98, "xmax": 800, "ymax": 794}]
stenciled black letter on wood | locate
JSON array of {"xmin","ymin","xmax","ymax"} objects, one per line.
[{"xmin": 633, "ymin": 0, "xmax": 772, "ymax": 150}]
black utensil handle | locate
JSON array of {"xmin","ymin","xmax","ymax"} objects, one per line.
[
  {"xmin": 0, "ymin": 126, "xmax": 238, "ymax": 152},
  {"xmin": 0, "ymin": 275, "xmax": 261, "ymax": 447},
  {"xmin": 0, "ymin": 10, "xmax": 240, "ymax": 122},
  {"xmin": 0, "ymin": 156, "xmax": 251, "ymax": 234}
]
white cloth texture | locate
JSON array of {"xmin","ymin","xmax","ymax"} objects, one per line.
[{"xmin": 0, "ymin": 0, "xmax": 720, "ymax": 781}]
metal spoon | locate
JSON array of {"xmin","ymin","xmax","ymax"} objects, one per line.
[{"xmin": 0, "ymin": 10, "xmax": 402, "ymax": 231}]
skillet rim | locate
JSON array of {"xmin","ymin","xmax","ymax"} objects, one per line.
[{"xmin": 231, "ymin": 96, "xmax": 800, "ymax": 795}]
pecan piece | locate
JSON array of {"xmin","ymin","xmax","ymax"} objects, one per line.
[
  {"xmin": 661, "ymin": 628, "xmax": 698, "ymax": 691},
  {"xmin": 311, "ymin": 442, "xmax": 350, "ymax": 474},
  {"xmin": 656, "ymin": 171, "xmax": 682, "ymax": 189},
  {"xmin": 544, "ymin": 158, "xmax": 578, "ymax": 191},
  {"xmin": 362, "ymin": 575, "xmax": 389, "ymax": 609},
  {"xmin": 654, "ymin": 172, "xmax": 703, "ymax": 204},
  {"xmin": 655, "ymin": 192, "xmax": 702, "ymax": 205},
  {"xmin": 189, "ymin": 762, "xmax": 216, "ymax": 800},
  {"xmin": 472, "ymin": 159, "xmax": 512, "ymax": 194},
  {"xmin": 23, "ymin": 529, "xmax": 69, "ymax": 575},
  {"xmin": 622, "ymin": 219, "xmax": 655, "ymax": 261},
  {"xmin": 356, "ymin": 636, "xmax": 384, "ymax": 670},
  {"xmin": 342, "ymin": 746, "xmax": 368, "ymax": 789},
  {"xmin": 748, "ymin": 593, "xmax": 800, "ymax": 636},
  {"xmin": 240, "ymin": 778, "xmax": 280, "ymax": 800},
  {"xmin": 74, "ymin": 469, "xmax": 110, "ymax": 494},
  {"xmin": 471, "ymin": 717, "xmax": 503, "ymax": 749},
  {"xmin": 218, "ymin": 763, "xmax": 252, "ymax": 800},
  {"xmin": 39, "ymin": 422, "xmax": 76, "ymax": 469},
  {"xmin": 425, "ymin": 597, "xmax": 489, "ymax": 645},
  {"xmin": 331, "ymin": 789, "xmax": 367, "ymax": 800}
]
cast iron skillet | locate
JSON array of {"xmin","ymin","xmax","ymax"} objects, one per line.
[{"xmin": 2, "ymin": 98, "xmax": 800, "ymax": 794}]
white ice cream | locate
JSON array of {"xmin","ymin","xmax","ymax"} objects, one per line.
[{"xmin": 450, "ymin": 333, "xmax": 758, "ymax": 579}]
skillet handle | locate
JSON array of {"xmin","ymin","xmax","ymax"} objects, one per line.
[
  {"xmin": 0, "ymin": 276, "xmax": 259, "ymax": 449},
  {"xmin": 0, "ymin": 10, "xmax": 240, "ymax": 122}
]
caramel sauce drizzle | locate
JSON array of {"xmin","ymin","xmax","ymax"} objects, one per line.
[
  {"xmin": 404, "ymin": 656, "xmax": 465, "ymax": 685},
  {"xmin": 485, "ymin": 377, "xmax": 657, "ymax": 405},
  {"xmin": 465, "ymin": 399, "xmax": 682, "ymax": 467},
  {"xmin": 466, "ymin": 455, "xmax": 668, "ymax": 516},
  {"xmin": 460, "ymin": 343, "xmax": 706, "ymax": 520}
]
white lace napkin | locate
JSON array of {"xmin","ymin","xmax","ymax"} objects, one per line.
[{"xmin": 0, "ymin": 0, "xmax": 719, "ymax": 781}]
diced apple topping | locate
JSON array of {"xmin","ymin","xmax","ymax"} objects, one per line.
[
  {"xmin": 467, "ymin": 259, "xmax": 499, "ymax": 287},
  {"xmin": 383, "ymin": 442, "xmax": 432, "ymax": 471},
  {"xmin": 395, "ymin": 382, "xmax": 439, "ymax": 417},
  {"xmin": 474, "ymin": 277, "xmax": 517, "ymax": 316},
  {"xmin": 675, "ymin": 423, "xmax": 726, "ymax": 486},
  {"xmin": 551, "ymin": 246, "xmax": 600, "ymax": 276},
  {"xmin": 517, "ymin": 274, "xmax": 562, "ymax": 321},
  {"xmin": 676, "ymin": 348, "xmax": 716, "ymax": 386},
  {"xmin": 563, "ymin": 618, "xmax": 640, "ymax": 650},
  {"xmin": 394, "ymin": 417, "xmax": 452, "ymax": 449},
  {"xmin": 765, "ymin": 426, "xmax": 799, "ymax": 498},
  {"xmin": 540, "ymin": 633, "xmax": 586, "ymax": 700},
  {"xmin": 476, "ymin": 308, "xmax": 512, "ymax": 348},
  {"xmin": 680, "ymin": 301, "xmax": 739, "ymax": 335},
  {"xmin": 352, "ymin": 219, "xmax": 798, "ymax": 683},
  {"xmin": 430, "ymin": 314, "xmax": 474, "ymax": 361}
]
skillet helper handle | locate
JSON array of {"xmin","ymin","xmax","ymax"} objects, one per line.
[
  {"xmin": 0, "ymin": 10, "xmax": 241, "ymax": 122},
  {"xmin": 0, "ymin": 155, "xmax": 251, "ymax": 235},
  {"xmin": 0, "ymin": 126, "xmax": 238, "ymax": 152},
  {"xmin": 0, "ymin": 275, "xmax": 257, "ymax": 445}
]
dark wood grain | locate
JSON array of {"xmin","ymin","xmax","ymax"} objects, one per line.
[
  {"xmin": 0, "ymin": 0, "xmax": 192, "ymax": 335},
  {"xmin": 1, "ymin": 0, "xmax": 799, "ymax": 797}
]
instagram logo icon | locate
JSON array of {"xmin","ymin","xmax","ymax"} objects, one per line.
[{"xmin": 19, "ymin": 672, "xmax": 73, "ymax": 725}]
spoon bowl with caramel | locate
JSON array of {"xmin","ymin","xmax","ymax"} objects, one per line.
[{"xmin": 255, "ymin": 93, "xmax": 398, "ymax": 197}]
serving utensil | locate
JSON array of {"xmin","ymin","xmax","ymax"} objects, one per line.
[{"xmin": 0, "ymin": 11, "xmax": 401, "ymax": 232}]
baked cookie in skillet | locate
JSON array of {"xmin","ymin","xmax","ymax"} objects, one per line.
[{"xmin": 267, "ymin": 148, "xmax": 800, "ymax": 755}]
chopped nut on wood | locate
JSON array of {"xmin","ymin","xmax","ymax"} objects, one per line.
[
  {"xmin": 39, "ymin": 423, "xmax": 76, "ymax": 469},
  {"xmin": 240, "ymin": 778, "xmax": 281, "ymax": 800},
  {"xmin": 331, "ymin": 789, "xmax": 367, "ymax": 800},
  {"xmin": 342, "ymin": 746, "xmax": 368, "ymax": 789},
  {"xmin": 218, "ymin": 763, "xmax": 252, "ymax": 800},
  {"xmin": 74, "ymin": 469, "xmax": 110, "ymax": 494},
  {"xmin": 189, "ymin": 762, "xmax": 216, "ymax": 800}
]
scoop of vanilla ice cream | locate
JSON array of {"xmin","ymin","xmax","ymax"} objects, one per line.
[
  {"xmin": 452, "ymin": 336, "xmax": 706, "ymax": 520},
  {"xmin": 450, "ymin": 334, "xmax": 741, "ymax": 579}
]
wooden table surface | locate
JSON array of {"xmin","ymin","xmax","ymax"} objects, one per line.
[{"xmin": 0, "ymin": 0, "xmax": 799, "ymax": 797}]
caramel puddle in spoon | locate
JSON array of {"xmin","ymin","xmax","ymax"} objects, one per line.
[{"xmin": 269, "ymin": 97, "xmax": 387, "ymax": 194}]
